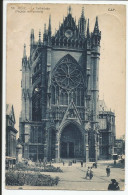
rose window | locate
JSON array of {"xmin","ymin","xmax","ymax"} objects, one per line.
[{"xmin": 52, "ymin": 61, "xmax": 82, "ymax": 90}]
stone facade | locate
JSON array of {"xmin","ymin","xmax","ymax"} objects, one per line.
[
  {"xmin": 98, "ymin": 100, "xmax": 116, "ymax": 159},
  {"xmin": 114, "ymin": 139, "xmax": 125, "ymax": 155},
  {"xmin": 20, "ymin": 7, "xmax": 101, "ymax": 162},
  {"xmin": 6, "ymin": 104, "xmax": 18, "ymax": 166}
]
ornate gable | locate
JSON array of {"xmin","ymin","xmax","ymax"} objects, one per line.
[
  {"xmin": 55, "ymin": 13, "xmax": 79, "ymax": 40},
  {"xmin": 60, "ymin": 99, "xmax": 82, "ymax": 127},
  {"xmin": 51, "ymin": 7, "xmax": 86, "ymax": 48}
]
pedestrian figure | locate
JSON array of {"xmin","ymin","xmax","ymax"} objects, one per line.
[
  {"xmin": 108, "ymin": 179, "xmax": 120, "ymax": 190},
  {"xmin": 81, "ymin": 161, "xmax": 83, "ymax": 167},
  {"xmin": 106, "ymin": 166, "xmax": 110, "ymax": 177},
  {"xmin": 90, "ymin": 167, "xmax": 93, "ymax": 180},
  {"xmin": 63, "ymin": 161, "xmax": 65, "ymax": 166},
  {"xmin": 93, "ymin": 162, "xmax": 97, "ymax": 168},
  {"xmin": 85, "ymin": 167, "xmax": 90, "ymax": 179}
]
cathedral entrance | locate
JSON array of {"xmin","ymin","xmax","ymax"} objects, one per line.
[
  {"xmin": 60, "ymin": 123, "xmax": 84, "ymax": 159},
  {"xmin": 61, "ymin": 142, "xmax": 74, "ymax": 158}
]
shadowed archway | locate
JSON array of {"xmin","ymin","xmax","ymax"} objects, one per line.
[{"xmin": 60, "ymin": 123, "xmax": 84, "ymax": 158}]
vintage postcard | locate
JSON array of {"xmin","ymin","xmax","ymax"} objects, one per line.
[{"xmin": 3, "ymin": 1, "xmax": 126, "ymax": 193}]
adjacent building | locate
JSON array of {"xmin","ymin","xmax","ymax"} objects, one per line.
[
  {"xmin": 19, "ymin": 6, "xmax": 115, "ymax": 162},
  {"xmin": 6, "ymin": 104, "xmax": 18, "ymax": 166},
  {"xmin": 114, "ymin": 139, "xmax": 125, "ymax": 155},
  {"xmin": 98, "ymin": 100, "xmax": 116, "ymax": 159}
]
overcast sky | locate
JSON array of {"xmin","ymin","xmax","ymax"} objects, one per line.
[{"xmin": 6, "ymin": 3, "xmax": 126, "ymax": 138}]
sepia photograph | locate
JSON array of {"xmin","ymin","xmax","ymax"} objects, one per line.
[{"xmin": 3, "ymin": 2, "xmax": 126, "ymax": 192}]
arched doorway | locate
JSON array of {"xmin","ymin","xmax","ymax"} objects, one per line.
[{"xmin": 60, "ymin": 123, "xmax": 84, "ymax": 158}]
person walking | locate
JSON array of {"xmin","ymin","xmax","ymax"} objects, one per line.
[
  {"xmin": 108, "ymin": 179, "xmax": 120, "ymax": 190},
  {"xmin": 90, "ymin": 167, "xmax": 93, "ymax": 180},
  {"xmin": 85, "ymin": 167, "xmax": 90, "ymax": 179},
  {"xmin": 81, "ymin": 160, "xmax": 83, "ymax": 167},
  {"xmin": 106, "ymin": 166, "xmax": 110, "ymax": 177}
]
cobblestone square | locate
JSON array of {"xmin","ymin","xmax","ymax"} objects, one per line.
[{"xmin": 8, "ymin": 160, "xmax": 125, "ymax": 191}]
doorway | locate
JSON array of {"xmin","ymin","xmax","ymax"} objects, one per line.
[
  {"xmin": 60, "ymin": 123, "xmax": 83, "ymax": 158},
  {"xmin": 61, "ymin": 141, "xmax": 74, "ymax": 158}
]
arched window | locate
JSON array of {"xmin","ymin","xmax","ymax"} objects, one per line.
[
  {"xmin": 60, "ymin": 92, "xmax": 64, "ymax": 105},
  {"xmin": 79, "ymin": 40, "xmax": 82, "ymax": 48},
  {"xmin": 77, "ymin": 88, "xmax": 80, "ymax": 106},
  {"xmin": 68, "ymin": 39, "xmax": 71, "ymax": 47},
  {"xmin": 73, "ymin": 91, "xmax": 76, "ymax": 105},
  {"xmin": 63, "ymin": 92, "xmax": 68, "ymax": 105},
  {"xmin": 56, "ymin": 86, "xmax": 59, "ymax": 104},
  {"xmin": 81, "ymin": 88, "xmax": 84, "ymax": 106},
  {"xmin": 32, "ymin": 83, "xmax": 42, "ymax": 121},
  {"xmin": 75, "ymin": 40, "xmax": 78, "ymax": 48},
  {"xmin": 51, "ymin": 54, "xmax": 85, "ymax": 107},
  {"xmin": 60, "ymin": 38, "xmax": 63, "ymax": 46},
  {"xmin": 64, "ymin": 39, "xmax": 67, "ymax": 46},
  {"xmin": 51, "ymin": 86, "xmax": 55, "ymax": 104},
  {"xmin": 72, "ymin": 40, "xmax": 74, "ymax": 47},
  {"xmin": 69, "ymin": 92, "xmax": 72, "ymax": 103},
  {"xmin": 52, "ymin": 37, "xmax": 55, "ymax": 46}
]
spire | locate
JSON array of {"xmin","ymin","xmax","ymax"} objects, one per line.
[
  {"xmin": 48, "ymin": 15, "xmax": 51, "ymax": 36},
  {"xmin": 81, "ymin": 7, "xmax": 85, "ymax": 18},
  {"xmin": 30, "ymin": 29, "xmax": 34, "ymax": 45},
  {"xmin": 78, "ymin": 7, "xmax": 86, "ymax": 38},
  {"xmin": 23, "ymin": 44, "xmax": 26, "ymax": 58},
  {"xmin": 55, "ymin": 28, "xmax": 56, "ymax": 36},
  {"xmin": 44, "ymin": 23, "xmax": 46, "ymax": 34},
  {"xmin": 59, "ymin": 22, "xmax": 61, "ymax": 36},
  {"xmin": 68, "ymin": 5, "xmax": 72, "ymax": 14},
  {"xmin": 87, "ymin": 19, "xmax": 90, "ymax": 37},
  {"xmin": 92, "ymin": 16, "xmax": 101, "ymax": 46},
  {"xmin": 94, "ymin": 16, "xmax": 99, "ymax": 32},
  {"xmin": 43, "ymin": 24, "xmax": 47, "ymax": 43},
  {"xmin": 63, "ymin": 16, "xmax": 65, "ymax": 22},
  {"xmin": 39, "ymin": 30, "xmax": 41, "ymax": 43},
  {"xmin": 43, "ymin": 24, "xmax": 46, "ymax": 39},
  {"xmin": 75, "ymin": 16, "xmax": 76, "ymax": 24}
]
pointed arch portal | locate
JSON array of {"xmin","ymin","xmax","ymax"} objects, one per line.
[{"xmin": 60, "ymin": 123, "xmax": 84, "ymax": 158}]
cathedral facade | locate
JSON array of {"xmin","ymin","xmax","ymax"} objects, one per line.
[{"xmin": 19, "ymin": 7, "xmax": 101, "ymax": 162}]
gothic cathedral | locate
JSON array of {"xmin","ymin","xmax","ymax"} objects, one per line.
[{"xmin": 19, "ymin": 7, "xmax": 101, "ymax": 162}]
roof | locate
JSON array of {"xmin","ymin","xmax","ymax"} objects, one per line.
[
  {"xmin": 6, "ymin": 104, "xmax": 16, "ymax": 123},
  {"xmin": 7, "ymin": 126, "xmax": 18, "ymax": 134},
  {"xmin": 99, "ymin": 100, "xmax": 108, "ymax": 112}
]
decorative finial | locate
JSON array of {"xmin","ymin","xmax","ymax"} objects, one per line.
[
  {"xmin": 75, "ymin": 16, "xmax": 76, "ymax": 23},
  {"xmin": 68, "ymin": 5, "xmax": 72, "ymax": 14},
  {"xmin": 48, "ymin": 14, "xmax": 51, "ymax": 35},
  {"xmin": 87, "ymin": 18, "xmax": 90, "ymax": 37},
  {"xmin": 31, "ymin": 29, "xmax": 34, "ymax": 35},
  {"xmin": 30, "ymin": 29, "xmax": 34, "ymax": 45},
  {"xmin": 81, "ymin": 7, "xmax": 84, "ymax": 17},
  {"xmin": 23, "ymin": 43, "xmax": 26, "ymax": 58},
  {"xmin": 94, "ymin": 16, "xmax": 99, "ymax": 31},
  {"xmin": 39, "ymin": 29, "xmax": 41, "ymax": 42},
  {"xmin": 55, "ymin": 28, "xmax": 56, "ymax": 35},
  {"xmin": 44, "ymin": 23, "xmax": 46, "ymax": 33}
]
